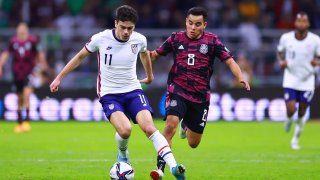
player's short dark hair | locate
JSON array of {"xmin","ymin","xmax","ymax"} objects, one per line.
[
  {"xmin": 187, "ymin": 7, "xmax": 208, "ymax": 21},
  {"xmin": 296, "ymin": 11, "xmax": 309, "ymax": 19},
  {"xmin": 115, "ymin": 5, "xmax": 138, "ymax": 24}
]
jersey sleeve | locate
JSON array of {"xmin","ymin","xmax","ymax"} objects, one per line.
[
  {"xmin": 315, "ymin": 35, "xmax": 320, "ymax": 57},
  {"xmin": 85, "ymin": 33, "xmax": 100, "ymax": 53},
  {"xmin": 155, "ymin": 33, "xmax": 174, "ymax": 56},
  {"xmin": 277, "ymin": 34, "xmax": 286, "ymax": 52},
  {"xmin": 140, "ymin": 36, "xmax": 147, "ymax": 53},
  {"xmin": 213, "ymin": 35, "xmax": 233, "ymax": 62}
]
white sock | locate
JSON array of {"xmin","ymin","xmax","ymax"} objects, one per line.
[
  {"xmin": 149, "ymin": 130, "xmax": 177, "ymax": 170},
  {"xmin": 293, "ymin": 118, "xmax": 304, "ymax": 140},
  {"xmin": 115, "ymin": 132, "xmax": 129, "ymax": 158}
]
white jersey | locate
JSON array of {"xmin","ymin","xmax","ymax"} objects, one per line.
[
  {"xmin": 277, "ymin": 31, "xmax": 320, "ymax": 91},
  {"xmin": 85, "ymin": 29, "xmax": 146, "ymax": 97}
]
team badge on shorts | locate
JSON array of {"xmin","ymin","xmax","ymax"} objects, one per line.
[
  {"xmin": 284, "ymin": 92, "xmax": 289, "ymax": 100},
  {"xmin": 108, "ymin": 104, "xmax": 114, "ymax": 110},
  {"xmin": 170, "ymin": 100, "xmax": 177, "ymax": 107},
  {"xmin": 131, "ymin": 44, "xmax": 138, "ymax": 54},
  {"xmin": 199, "ymin": 44, "xmax": 208, "ymax": 54}
]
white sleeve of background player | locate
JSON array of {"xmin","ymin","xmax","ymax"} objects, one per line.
[
  {"xmin": 139, "ymin": 36, "xmax": 147, "ymax": 53},
  {"xmin": 277, "ymin": 34, "xmax": 286, "ymax": 52},
  {"xmin": 315, "ymin": 35, "xmax": 320, "ymax": 56},
  {"xmin": 85, "ymin": 33, "xmax": 100, "ymax": 53}
]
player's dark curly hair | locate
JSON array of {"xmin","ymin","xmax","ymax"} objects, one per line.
[
  {"xmin": 115, "ymin": 5, "xmax": 138, "ymax": 24},
  {"xmin": 187, "ymin": 7, "xmax": 208, "ymax": 21}
]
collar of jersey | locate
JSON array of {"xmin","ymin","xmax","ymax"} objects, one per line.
[{"xmin": 112, "ymin": 29, "xmax": 128, "ymax": 43}]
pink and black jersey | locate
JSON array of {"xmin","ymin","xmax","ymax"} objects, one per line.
[
  {"xmin": 6, "ymin": 35, "xmax": 39, "ymax": 81},
  {"xmin": 156, "ymin": 31, "xmax": 233, "ymax": 103}
]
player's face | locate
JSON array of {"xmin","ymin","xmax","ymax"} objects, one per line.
[
  {"xmin": 115, "ymin": 20, "xmax": 135, "ymax": 41},
  {"xmin": 185, "ymin": 14, "xmax": 207, "ymax": 40},
  {"xmin": 16, "ymin": 23, "xmax": 29, "ymax": 41},
  {"xmin": 295, "ymin": 15, "xmax": 309, "ymax": 33}
]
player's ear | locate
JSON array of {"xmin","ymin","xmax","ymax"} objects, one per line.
[
  {"xmin": 114, "ymin": 20, "xmax": 118, "ymax": 27},
  {"xmin": 203, "ymin": 21, "xmax": 207, "ymax": 28}
]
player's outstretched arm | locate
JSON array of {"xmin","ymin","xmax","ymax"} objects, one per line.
[
  {"xmin": 50, "ymin": 47, "xmax": 90, "ymax": 92},
  {"xmin": 225, "ymin": 58, "xmax": 251, "ymax": 91},
  {"xmin": 0, "ymin": 51, "xmax": 9, "ymax": 78},
  {"xmin": 139, "ymin": 51, "xmax": 154, "ymax": 84}
]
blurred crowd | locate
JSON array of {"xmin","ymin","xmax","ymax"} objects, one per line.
[
  {"xmin": 2, "ymin": 0, "xmax": 320, "ymax": 30},
  {"xmin": 1, "ymin": 0, "xmax": 320, "ymax": 89}
]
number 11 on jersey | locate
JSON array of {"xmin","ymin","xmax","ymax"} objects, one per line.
[{"xmin": 105, "ymin": 54, "xmax": 112, "ymax": 65}]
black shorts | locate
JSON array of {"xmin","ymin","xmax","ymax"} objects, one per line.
[
  {"xmin": 165, "ymin": 93, "xmax": 209, "ymax": 134},
  {"xmin": 13, "ymin": 79, "xmax": 29, "ymax": 93}
]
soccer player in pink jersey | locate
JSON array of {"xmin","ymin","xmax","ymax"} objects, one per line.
[
  {"xmin": 0, "ymin": 22, "xmax": 49, "ymax": 133},
  {"xmin": 149, "ymin": 7, "xmax": 250, "ymax": 179}
]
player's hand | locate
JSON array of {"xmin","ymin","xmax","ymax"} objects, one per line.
[
  {"xmin": 140, "ymin": 75, "xmax": 154, "ymax": 84},
  {"xmin": 310, "ymin": 59, "xmax": 319, "ymax": 67},
  {"xmin": 279, "ymin": 60, "xmax": 288, "ymax": 69},
  {"xmin": 50, "ymin": 79, "xmax": 60, "ymax": 92},
  {"xmin": 240, "ymin": 80, "xmax": 251, "ymax": 91}
]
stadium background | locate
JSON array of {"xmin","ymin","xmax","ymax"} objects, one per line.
[{"xmin": 0, "ymin": 0, "xmax": 320, "ymax": 120}]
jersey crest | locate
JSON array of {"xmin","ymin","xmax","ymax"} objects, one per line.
[
  {"xmin": 199, "ymin": 44, "xmax": 208, "ymax": 54},
  {"xmin": 131, "ymin": 44, "xmax": 138, "ymax": 54}
]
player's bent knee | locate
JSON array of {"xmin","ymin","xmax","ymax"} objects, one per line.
[
  {"xmin": 163, "ymin": 125, "xmax": 177, "ymax": 137},
  {"xmin": 166, "ymin": 123, "xmax": 176, "ymax": 131},
  {"xmin": 188, "ymin": 141, "xmax": 200, "ymax": 148},
  {"xmin": 118, "ymin": 127, "xmax": 132, "ymax": 139},
  {"xmin": 187, "ymin": 133, "xmax": 202, "ymax": 148}
]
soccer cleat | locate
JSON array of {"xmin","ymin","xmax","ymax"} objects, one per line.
[
  {"xmin": 179, "ymin": 120, "xmax": 186, "ymax": 139},
  {"xmin": 171, "ymin": 164, "xmax": 186, "ymax": 180},
  {"xmin": 14, "ymin": 124, "xmax": 25, "ymax": 133},
  {"xmin": 284, "ymin": 119, "xmax": 292, "ymax": 132},
  {"xmin": 22, "ymin": 121, "xmax": 31, "ymax": 132},
  {"xmin": 291, "ymin": 138, "xmax": 300, "ymax": 150},
  {"xmin": 150, "ymin": 169, "xmax": 163, "ymax": 180},
  {"xmin": 117, "ymin": 152, "xmax": 129, "ymax": 163}
]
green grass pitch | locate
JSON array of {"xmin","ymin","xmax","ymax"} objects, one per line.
[{"xmin": 0, "ymin": 120, "xmax": 320, "ymax": 179}]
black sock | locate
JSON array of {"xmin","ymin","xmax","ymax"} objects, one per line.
[
  {"xmin": 157, "ymin": 155, "xmax": 166, "ymax": 172},
  {"xmin": 25, "ymin": 109, "xmax": 30, "ymax": 121},
  {"xmin": 17, "ymin": 111, "xmax": 23, "ymax": 124}
]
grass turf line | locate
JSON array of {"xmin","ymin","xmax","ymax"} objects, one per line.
[{"xmin": 0, "ymin": 120, "xmax": 319, "ymax": 179}]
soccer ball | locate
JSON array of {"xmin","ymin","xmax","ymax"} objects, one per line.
[{"xmin": 109, "ymin": 161, "xmax": 134, "ymax": 180}]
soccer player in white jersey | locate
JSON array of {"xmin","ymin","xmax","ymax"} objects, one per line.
[
  {"xmin": 277, "ymin": 12, "xmax": 320, "ymax": 150},
  {"xmin": 49, "ymin": 5, "xmax": 185, "ymax": 179}
]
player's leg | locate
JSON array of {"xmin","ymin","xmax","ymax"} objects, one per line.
[
  {"xmin": 13, "ymin": 80, "xmax": 25, "ymax": 133},
  {"xmin": 153, "ymin": 94, "xmax": 186, "ymax": 176},
  {"xmin": 126, "ymin": 90, "xmax": 185, "ymax": 179},
  {"xmin": 109, "ymin": 111, "xmax": 132, "ymax": 162},
  {"xmin": 100, "ymin": 94, "xmax": 131, "ymax": 162},
  {"xmin": 291, "ymin": 90, "xmax": 314, "ymax": 150},
  {"xmin": 183, "ymin": 101, "xmax": 209, "ymax": 148},
  {"xmin": 135, "ymin": 110, "xmax": 185, "ymax": 179},
  {"xmin": 283, "ymin": 88, "xmax": 297, "ymax": 132},
  {"xmin": 163, "ymin": 93, "xmax": 187, "ymax": 146},
  {"xmin": 21, "ymin": 86, "xmax": 33, "ymax": 131},
  {"xmin": 163, "ymin": 115, "xmax": 180, "ymax": 146}
]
